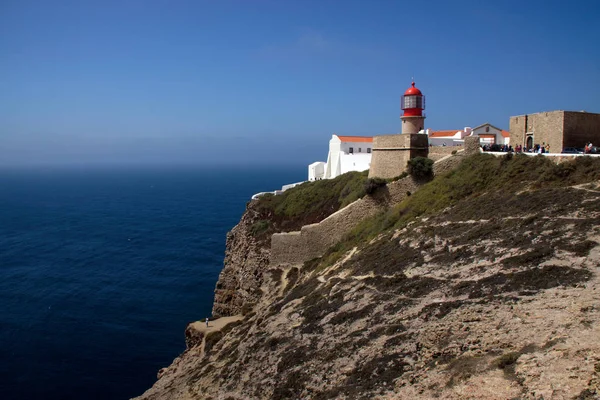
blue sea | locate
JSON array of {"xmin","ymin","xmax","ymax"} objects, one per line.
[{"xmin": 0, "ymin": 165, "xmax": 305, "ymax": 400}]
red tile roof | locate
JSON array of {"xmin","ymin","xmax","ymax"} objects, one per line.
[
  {"xmin": 336, "ymin": 135, "xmax": 373, "ymax": 143},
  {"xmin": 429, "ymin": 130, "xmax": 459, "ymax": 138},
  {"xmin": 501, "ymin": 130, "xmax": 510, "ymax": 138}
]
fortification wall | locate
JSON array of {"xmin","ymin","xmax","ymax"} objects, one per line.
[
  {"xmin": 270, "ymin": 141, "xmax": 479, "ymax": 267},
  {"xmin": 563, "ymin": 111, "xmax": 600, "ymax": 148},
  {"xmin": 510, "ymin": 111, "xmax": 565, "ymax": 152},
  {"xmin": 510, "ymin": 111, "xmax": 600, "ymax": 151},
  {"xmin": 369, "ymin": 134, "xmax": 428, "ymax": 179},
  {"xmin": 428, "ymin": 146, "xmax": 463, "ymax": 162}
]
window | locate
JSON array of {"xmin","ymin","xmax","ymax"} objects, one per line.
[
  {"xmin": 402, "ymin": 95, "xmax": 423, "ymax": 109},
  {"xmin": 359, "ymin": 148, "xmax": 362, "ymax": 152},
  {"xmin": 486, "ymin": 126, "xmax": 490, "ymax": 132},
  {"xmin": 367, "ymin": 148, "xmax": 371, "ymax": 153},
  {"xmin": 349, "ymin": 147, "xmax": 354, "ymax": 154}
]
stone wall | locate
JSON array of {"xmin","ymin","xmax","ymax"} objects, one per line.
[
  {"xmin": 271, "ymin": 150, "xmax": 472, "ymax": 267},
  {"xmin": 270, "ymin": 179, "xmax": 419, "ymax": 266},
  {"xmin": 510, "ymin": 111, "xmax": 600, "ymax": 152},
  {"xmin": 563, "ymin": 111, "xmax": 600, "ymax": 148},
  {"xmin": 463, "ymin": 136, "xmax": 481, "ymax": 155},
  {"xmin": 368, "ymin": 134, "xmax": 428, "ymax": 179},
  {"xmin": 509, "ymin": 111, "xmax": 565, "ymax": 152},
  {"xmin": 428, "ymin": 146, "xmax": 463, "ymax": 162}
]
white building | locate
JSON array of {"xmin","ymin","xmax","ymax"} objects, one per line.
[
  {"xmin": 425, "ymin": 124, "xmax": 510, "ymax": 146},
  {"xmin": 308, "ymin": 134, "xmax": 373, "ymax": 181},
  {"xmin": 471, "ymin": 123, "xmax": 510, "ymax": 145},
  {"xmin": 425, "ymin": 127, "xmax": 473, "ymax": 146},
  {"xmin": 308, "ymin": 161, "xmax": 326, "ymax": 181}
]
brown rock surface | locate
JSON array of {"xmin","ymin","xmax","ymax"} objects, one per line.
[
  {"xmin": 211, "ymin": 202, "xmax": 271, "ymax": 318},
  {"xmin": 136, "ymin": 176, "xmax": 600, "ymax": 400}
]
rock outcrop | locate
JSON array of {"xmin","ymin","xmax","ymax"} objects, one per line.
[
  {"xmin": 211, "ymin": 201, "xmax": 271, "ymax": 317},
  {"xmin": 136, "ymin": 153, "xmax": 600, "ymax": 400}
]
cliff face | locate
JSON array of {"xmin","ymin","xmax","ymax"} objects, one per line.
[
  {"xmin": 136, "ymin": 154, "xmax": 600, "ymax": 400},
  {"xmin": 211, "ymin": 201, "xmax": 270, "ymax": 318}
]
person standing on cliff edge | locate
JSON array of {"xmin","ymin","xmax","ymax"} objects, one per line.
[{"xmin": 205, "ymin": 317, "xmax": 209, "ymax": 328}]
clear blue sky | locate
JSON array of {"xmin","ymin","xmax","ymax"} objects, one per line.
[{"xmin": 2, "ymin": 0, "xmax": 599, "ymax": 166}]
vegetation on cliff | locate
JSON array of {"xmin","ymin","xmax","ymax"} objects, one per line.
[
  {"xmin": 250, "ymin": 157, "xmax": 434, "ymax": 242},
  {"xmin": 249, "ymin": 170, "xmax": 369, "ymax": 241},
  {"xmin": 138, "ymin": 153, "xmax": 600, "ymax": 400}
]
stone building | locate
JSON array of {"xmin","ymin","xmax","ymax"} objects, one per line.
[{"xmin": 509, "ymin": 110, "xmax": 600, "ymax": 152}]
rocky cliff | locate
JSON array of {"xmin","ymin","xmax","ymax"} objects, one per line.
[
  {"xmin": 211, "ymin": 201, "xmax": 271, "ymax": 318},
  {"xmin": 136, "ymin": 154, "xmax": 600, "ymax": 400}
]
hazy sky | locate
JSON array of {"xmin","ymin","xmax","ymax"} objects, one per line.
[{"xmin": 2, "ymin": 0, "xmax": 599, "ymax": 166}]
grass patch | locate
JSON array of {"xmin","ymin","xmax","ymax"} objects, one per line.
[
  {"xmin": 250, "ymin": 219, "xmax": 271, "ymax": 236},
  {"xmin": 254, "ymin": 170, "xmax": 368, "ymax": 219},
  {"xmin": 247, "ymin": 170, "xmax": 370, "ymax": 243}
]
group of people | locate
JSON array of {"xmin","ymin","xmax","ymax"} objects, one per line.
[
  {"xmin": 584, "ymin": 142, "xmax": 595, "ymax": 154},
  {"xmin": 524, "ymin": 143, "xmax": 551, "ymax": 154},
  {"xmin": 481, "ymin": 142, "xmax": 551, "ymax": 154},
  {"xmin": 481, "ymin": 143, "xmax": 514, "ymax": 152}
]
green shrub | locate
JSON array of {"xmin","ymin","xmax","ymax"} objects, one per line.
[
  {"xmin": 389, "ymin": 171, "xmax": 409, "ymax": 181},
  {"xmin": 495, "ymin": 352, "xmax": 520, "ymax": 369},
  {"xmin": 364, "ymin": 178, "xmax": 387, "ymax": 194},
  {"xmin": 407, "ymin": 157, "xmax": 434, "ymax": 181},
  {"xmin": 250, "ymin": 220, "xmax": 270, "ymax": 236}
]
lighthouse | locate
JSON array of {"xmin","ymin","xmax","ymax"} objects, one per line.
[
  {"xmin": 401, "ymin": 81, "xmax": 426, "ymax": 134},
  {"xmin": 368, "ymin": 80, "xmax": 429, "ymax": 179}
]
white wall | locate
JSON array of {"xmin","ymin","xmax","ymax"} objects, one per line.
[
  {"xmin": 324, "ymin": 136, "xmax": 341, "ymax": 179},
  {"xmin": 429, "ymin": 138, "xmax": 463, "ymax": 147},
  {"xmin": 472, "ymin": 124, "xmax": 507, "ymax": 145},
  {"xmin": 323, "ymin": 135, "xmax": 373, "ymax": 179},
  {"xmin": 339, "ymin": 153, "xmax": 371, "ymax": 174},
  {"xmin": 308, "ymin": 162, "xmax": 326, "ymax": 181}
]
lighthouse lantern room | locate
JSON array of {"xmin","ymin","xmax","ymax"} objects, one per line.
[{"xmin": 400, "ymin": 81, "xmax": 426, "ymax": 134}]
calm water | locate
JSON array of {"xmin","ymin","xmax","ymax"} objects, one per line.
[{"xmin": 0, "ymin": 165, "xmax": 305, "ymax": 400}]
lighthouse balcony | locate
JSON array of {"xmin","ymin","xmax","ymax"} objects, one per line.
[{"xmin": 402, "ymin": 111, "xmax": 426, "ymax": 118}]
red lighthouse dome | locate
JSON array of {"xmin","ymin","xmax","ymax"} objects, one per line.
[
  {"xmin": 404, "ymin": 81, "xmax": 422, "ymax": 96},
  {"xmin": 401, "ymin": 81, "xmax": 425, "ymax": 117}
]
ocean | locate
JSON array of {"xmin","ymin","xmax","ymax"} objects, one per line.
[{"xmin": 0, "ymin": 165, "xmax": 306, "ymax": 400}]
